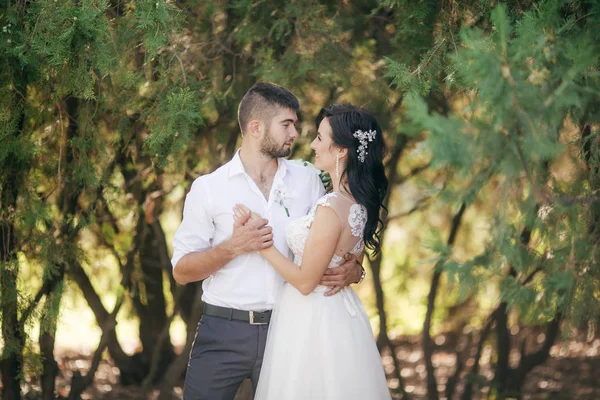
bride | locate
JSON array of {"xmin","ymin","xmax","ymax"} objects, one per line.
[{"xmin": 233, "ymin": 104, "xmax": 391, "ymax": 400}]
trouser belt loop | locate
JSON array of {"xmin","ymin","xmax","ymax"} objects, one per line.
[{"xmin": 203, "ymin": 303, "xmax": 271, "ymax": 325}]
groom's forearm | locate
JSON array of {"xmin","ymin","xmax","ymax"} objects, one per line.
[{"xmin": 173, "ymin": 242, "xmax": 236, "ymax": 285}]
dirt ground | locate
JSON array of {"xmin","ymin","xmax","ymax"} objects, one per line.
[{"xmin": 17, "ymin": 334, "xmax": 600, "ymax": 400}]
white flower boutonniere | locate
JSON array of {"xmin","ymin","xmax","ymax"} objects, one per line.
[{"xmin": 274, "ymin": 186, "xmax": 293, "ymax": 217}]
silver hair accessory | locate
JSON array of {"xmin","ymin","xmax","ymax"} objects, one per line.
[{"xmin": 353, "ymin": 129, "xmax": 377, "ymax": 163}]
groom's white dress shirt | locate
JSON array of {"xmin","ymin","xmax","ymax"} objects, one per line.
[{"xmin": 172, "ymin": 151, "xmax": 325, "ymax": 311}]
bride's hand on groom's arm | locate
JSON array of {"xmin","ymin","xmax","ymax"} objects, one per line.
[
  {"xmin": 234, "ymin": 204, "xmax": 262, "ymax": 222},
  {"xmin": 320, "ymin": 254, "xmax": 364, "ymax": 296},
  {"xmin": 232, "ymin": 204, "xmax": 274, "ymax": 253},
  {"xmin": 228, "ymin": 205, "xmax": 274, "ymax": 254}
]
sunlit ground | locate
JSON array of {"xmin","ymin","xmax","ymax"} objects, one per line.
[{"xmin": 12, "ymin": 292, "xmax": 600, "ymax": 400}]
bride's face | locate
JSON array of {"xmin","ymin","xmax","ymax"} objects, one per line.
[{"xmin": 311, "ymin": 117, "xmax": 340, "ymax": 173}]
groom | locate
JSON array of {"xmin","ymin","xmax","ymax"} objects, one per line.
[{"xmin": 171, "ymin": 82, "xmax": 364, "ymax": 399}]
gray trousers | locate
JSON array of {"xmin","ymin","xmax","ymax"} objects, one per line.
[{"xmin": 183, "ymin": 313, "xmax": 269, "ymax": 400}]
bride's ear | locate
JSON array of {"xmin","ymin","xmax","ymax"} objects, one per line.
[{"xmin": 338, "ymin": 148, "xmax": 348, "ymax": 160}]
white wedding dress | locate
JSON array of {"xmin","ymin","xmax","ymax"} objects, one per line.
[{"xmin": 255, "ymin": 192, "xmax": 392, "ymax": 400}]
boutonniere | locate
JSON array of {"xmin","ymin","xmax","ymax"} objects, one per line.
[{"xmin": 274, "ymin": 186, "xmax": 293, "ymax": 217}]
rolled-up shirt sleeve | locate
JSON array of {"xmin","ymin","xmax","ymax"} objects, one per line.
[{"xmin": 171, "ymin": 178, "xmax": 214, "ymax": 270}]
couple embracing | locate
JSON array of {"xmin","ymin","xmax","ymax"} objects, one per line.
[{"xmin": 172, "ymin": 82, "xmax": 392, "ymax": 400}]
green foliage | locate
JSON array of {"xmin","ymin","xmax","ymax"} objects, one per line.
[
  {"xmin": 385, "ymin": 57, "xmax": 431, "ymax": 95},
  {"xmin": 3, "ymin": 0, "xmax": 600, "ymax": 397},
  {"xmin": 1, "ymin": 0, "xmax": 195, "ymax": 387},
  {"xmin": 145, "ymin": 87, "xmax": 205, "ymax": 167},
  {"xmin": 134, "ymin": 0, "xmax": 183, "ymax": 58},
  {"xmin": 401, "ymin": 0, "xmax": 600, "ymax": 329}
]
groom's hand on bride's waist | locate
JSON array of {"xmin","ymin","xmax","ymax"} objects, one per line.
[
  {"xmin": 320, "ymin": 254, "xmax": 363, "ymax": 296},
  {"xmin": 227, "ymin": 213, "xmax": 274, "ymax": 256}
]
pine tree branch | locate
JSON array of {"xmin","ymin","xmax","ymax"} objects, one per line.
[
  {"xmin": 19, "ymin": 286, "xmax": 46, "ymax": 327},
  {"xmin": 545, "ymin": 192, "xmax": 600, "ymax": 206},
  {"xmin": 521, "ymin": 267, "xmax": 543, "ymax": 286},
  {"xmin": 385, "ymin": 196, "xmax": 431, "ymax": 223},
  {"xmin": 98, "ymin": 191, "xmax": 122, "ymax": 236},
  {"xmin": 501, "ymin": 59, "xmax": 543, "ymax": 195},
  {"xmin": 91, "ymin": 220, "xmax": 126, "ymax": 275},
  {"xmin": 512, "ymin": 136, "xmax": 537, "ymax": 192},
  {"xmin": 412, "ymin": 38, "xmax": 446, "ymax": 77},
  {"xmin": 393, "ymin": 162, "xmax": 432, "ymax": 185}
]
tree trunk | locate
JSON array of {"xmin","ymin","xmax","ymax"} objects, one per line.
[
  {"xmin": 130, "ymin": 192, "xmax": 176, "ymax": 383},
  {"xmin": 0, "ymin": 91, "xmax": 27, "ymax": 400},
  {"xmin": 423, "ymin": 266, "xmax": 442, "ymax": 400},
  {"xmin": 132, "ymin": 223, "xmax": 176, "ymax": 379},
  {"xmin": 39, "ymin": 302, "xmax": 61, "ymax": 400},
  {"xmin": 493, "ymin": 222, "xmax": 535, "ymax": 398},
  {"xmin": 158, "ymin": 283, "xmax": 204, "ymax": 400},
  {"xmin": 461, "ymin": 314, "xmax": 494, "ymax": 400},
  {"xmin": 493, "ymin": 303, "xmax": 511, "ymax": 398},
  {"xmin": 367, "ymin": 143, "xmax": 409, "ymax": 398},
  {"xmin": 69, "ymin": 259, "xmax": 147, "ymax": 385},
  {"xmin": 0, "ymin": 221, "xmax": 23, "ymax": 400},
  {"xmin": 581, "ymin": 118, "xmax": 600, "ymax": 235},
  {"xmin": 373, "ymin": 144, "xmax": 404, "ymax": 347},
  {"xmin": 503, "ymin": 315, "xmax": 561, "ymax": 396},
  {"xmin": 39, "ymin": 95, "xmax": 81, "ymax": 399},
  {"xmin": 67, "ymin": 287, "xmax": 127, "ymax": 400},
  {"xmin": 422, "ymin": 203, "xmax": 466, "ymax": 400},
  {"xmin": 370, "ymin": 255, "xmax": 391, "ymax": 350}
]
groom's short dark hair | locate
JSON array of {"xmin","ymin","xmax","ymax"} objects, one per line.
[{"xmin": 238, "ymin": 82, "xmax": 299, "ymax": 135}]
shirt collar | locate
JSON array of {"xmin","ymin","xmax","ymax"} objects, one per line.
[
  {"xmin": 228, "ymin": 150, "xmax": 246, "ymax": 178},
  {"xmin": 228, "ymin": 149, "xmax": 288, "ymax": 181}
]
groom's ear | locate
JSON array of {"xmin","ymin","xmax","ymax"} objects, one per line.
[{"xmin": 249, "ymin": 119, "xmax": 263, "ymax": 137}]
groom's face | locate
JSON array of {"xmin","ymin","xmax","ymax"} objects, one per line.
[{"xmin": 260, "ymin": 107, "xmax": 299, "ymax": 158}]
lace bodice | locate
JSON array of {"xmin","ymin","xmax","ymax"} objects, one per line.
[{"xmin": 285, "ymin": 192, "xmax": 367, "ymax": 269}]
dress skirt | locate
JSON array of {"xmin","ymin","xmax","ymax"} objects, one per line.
[{"xmin": 254, "ymin": 283, "xmax": 392, "ymax": 400}]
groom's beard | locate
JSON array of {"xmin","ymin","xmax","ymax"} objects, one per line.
[{"xmin": 260, "ymin": 130, "xmax": 291, "ymax": 158}]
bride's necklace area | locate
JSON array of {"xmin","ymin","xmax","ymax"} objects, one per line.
[{"xmin": 333, "ymin": 182, "xmax": 355, "ymax": 202}]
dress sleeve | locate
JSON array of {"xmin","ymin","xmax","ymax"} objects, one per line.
[
  {"xmin": 171, "ymin": 177, "xmax": 215, "ymax": 270},
  {"xmin": 311, "ymin": 193, "xmax": 350, "ymax": 228}
]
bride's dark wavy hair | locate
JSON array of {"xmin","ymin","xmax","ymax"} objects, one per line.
[{"xmin": 316, "ymin": 104, "xmax": 388, "ymax": 255}]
